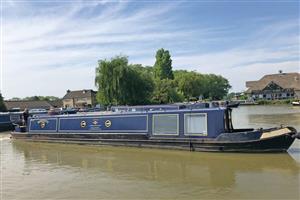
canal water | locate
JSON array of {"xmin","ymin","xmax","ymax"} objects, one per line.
[{"xmin": 1, "ymin": 105, "xmax": 300, "ymax": 199}]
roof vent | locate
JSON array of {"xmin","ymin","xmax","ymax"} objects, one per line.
[
  {"xmin": 67, "ymin": 90, "xmax": 71, "ymax": 93},
  {"xmin": 279, "ymin": 70, "xmax": 282, "ymax": 74}
]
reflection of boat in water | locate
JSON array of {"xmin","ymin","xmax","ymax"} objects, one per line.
[
  {"xmin": 12, "ymin": 140, "xmax": 300, "ymax": 187},
  {"xmin": 11, "ymin": 104, "xmax": 300, "ymax": 152}
]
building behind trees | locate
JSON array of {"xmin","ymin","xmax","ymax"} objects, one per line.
[{"xmin": 246, "ymin": 72, "xmax": 300, "ymax": 100}]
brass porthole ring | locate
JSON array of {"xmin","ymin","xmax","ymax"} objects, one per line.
[
  {"xmin": 105, "ymin": 120, "xmax": 111, "ymax": 127},
  {"xmin": 80, "ymin": 120, "xmax": 87, "ymax": 128}
]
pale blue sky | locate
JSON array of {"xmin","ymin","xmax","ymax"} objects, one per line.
[{"xmin": 1, "ymin": 0, "xmax": 299, "ymax": 98}]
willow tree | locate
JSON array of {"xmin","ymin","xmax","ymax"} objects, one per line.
[
  {"xmin": 95, "ymin": 56, "xmax": 154, "ymax": 106},
  {"xmin": 95, "ymin": 56, "xmax": 127, "ymax": 105}
]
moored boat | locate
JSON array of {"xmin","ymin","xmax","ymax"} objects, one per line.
[
  {"xmin": 292, "ymin": 101, "xmax": 300, "ymax": 106},
  {"xmin": 0, "ymin": 113, "xmax": 13, "ymax": 132},
  {"xmin": 0, "ymin": 112, "xmax": 23, "ymax": 132},
  {"xmin": 11, "ymin": 105, "xmax": 300, "ymax": 152}
]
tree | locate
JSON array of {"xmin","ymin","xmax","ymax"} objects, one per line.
[
  {"xmin": 115, "ymin": 65, "xmax": 154, "ymax": 105},
  {"xmin": 95, "ymin": 52, "xmax": 232, "ymax": 106},
  {"xmin": 125, "ymin": 64, "xmax": 154, "ymax": 105},
  {"xmin": 174, "ymin": 70, "xmax": 206, "ymax": 100},
  {"xmin": 10, "ymin": 97, "xmax": 21, "ymax": 101},
  {"xmin": 95, "ymin": 56, "xmax": 128, "ymax": 105},
  {"xmin": 95, "ymin": 56, "xmax": 154, "ymax": 106},
  {"xmin": 22, "ymin": 96, "xmax": 60, "ymax": 101},
  {"xmin": 0, "ymin": 93, "xmax": 7, "ymax": 112},
  {"xmin": 153, "ymin": 48, "xmax": 174, "ymax": 80},
  {"xmin": 174, "ymin": 71, "xmax": 231, "ymax": 101},
  {"xmin": 152, "ymin": 79, "xmax": 183, "ymax": 104},
  {"xmin": 205, "ymin": 74, "xmax": 231, "ymax": 100}
]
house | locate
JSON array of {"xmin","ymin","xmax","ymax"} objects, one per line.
[
  {"xmin": 4, "ymin": 100, "xmax": 54, "ymax": 111},
  {"xmin": 245, "ymin": 72, "xmax": 300, "ymax": 100},
  {"xmin": 62, "ymin": 89, "xmax": 97, "ymax": 108}
]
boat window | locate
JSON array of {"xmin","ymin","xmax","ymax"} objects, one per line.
[
  {"xmin": 152, "ymin": 114, "xmax": 178, "ymax": 135},
  {"xmin": 184, "ymin": 113, "xmax": 207, "ymax": 136}
]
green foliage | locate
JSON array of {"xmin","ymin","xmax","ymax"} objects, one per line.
[
  {"xmin": 118, "ymin": 65, "xmax": 154, "ymax": 105},
  {"xmin": 22, "ymin": 96, "xmax": 60, "ymax": 101},
  {"xmin": 152, "ymin": 79, "xmax": 183, "ymax": 104},
  {"xmin": 0, "ymin": 93, "xmax": 7, "ymax": 112},
  {"xmin": 153, "ymin": 48, "xmax": 174, "ymax": 80},
  {"xmin": 257, "ymin": 99, "xmax": 295, "ymax": 105},
  {"xmin": 204, "ymin": 74, "xmax": 231, "ymax": 100},
  {"xmin": 239, "ymin": 95, "xmax": 248, "ymax": 100},
  {"xmin": 174, "ymin": 71, "xmax": 231, "ymax": 101},
  {"xmin": 10, "ymin": 97, "xmax": 21, "ymax": 101},
  {"xmin": 95, "ymin": 56, "xmax": 128, "ymax": 105},
  {"xmin": 95, "ymin": 56, "xmax": 154, "ymax": 106},
  {"xmin": 95, "ymin": 49, "xmax": 232, "ymax": 106},
  {"xmin": 226, "ymin": 92, "xmax": 248, "ymax": 101},
  {"xmin": 174, "ymin": 70, "xmax": 205, "ymax": 100}
]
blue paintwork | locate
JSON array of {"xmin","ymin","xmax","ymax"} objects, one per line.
[
  {"xmin": 0, "ymin": 113, "xmax": 11, "ymax": 123},
  {"xmin": 0, "ymin": 113, "xmax": 13, "ymax": 132},
  {"xmin": 22, "ymin": 108, "xmax": 226, "ymax": 138},
  {"xmin": 29, "ymin": 118, "xmax": 58, "ymax": 132},
  {"xmin": 9, "ymin": 112, "xmax": 23, "ymax": 123},
  {"xmin": 0, "ymin": 112, "xmax": 23, "ymax": 124},
  {"xmin": 59, "ymin": 115, "xmax": 148, "ymax": 133}
]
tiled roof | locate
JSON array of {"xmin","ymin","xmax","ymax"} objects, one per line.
[
  {"xmin": 48, "ymin": 99, "xmax": 63, "ymax": 108},
  {"xmin": 63, "ymin": 89, "xmax": 96, "ymax": 99},
  {"xmin": 246, "ymin": 72, "xmax": 300, "ymax": 93},
  {"xmin": 4, "ymin": 100, "xmax": 53, "ymax": 110}
]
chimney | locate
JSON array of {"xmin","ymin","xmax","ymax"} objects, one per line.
[
  {"xmin": 67, "ymin": 90, "xmax": 71, "ymax": 93},
  {"xmin": 279, "ymin": 70, "xmax": 283, "ymax": 74}
]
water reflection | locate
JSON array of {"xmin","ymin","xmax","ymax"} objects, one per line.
[{"xmin": 12, "ymin": 140, "xmax": 300, "ymax": 188}]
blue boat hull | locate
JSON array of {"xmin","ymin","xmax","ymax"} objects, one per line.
[{"xmin": 0, "ymin": 123, "xmax": 13, "ymax": 132}]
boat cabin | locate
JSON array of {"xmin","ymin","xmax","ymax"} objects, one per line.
[
  {"xmin": 1, "ymin": 112, "xmax": 23, "ymax": 131},
  {"xmin": 19, "ymin": 107, "xmax": 229, "ymax": 139}
]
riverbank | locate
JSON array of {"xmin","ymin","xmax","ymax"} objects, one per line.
[{"xmin": 254, "ymin": 99, "xmax": 297, "ymax": 105}]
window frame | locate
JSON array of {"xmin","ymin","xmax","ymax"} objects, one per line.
[
  {"xmin": 152, "ymin": 114, "xmax": 179, "ymax": 136},
  {"xmin": 184, "ymin": 113, "xmax": 208, "ymax": 136}
]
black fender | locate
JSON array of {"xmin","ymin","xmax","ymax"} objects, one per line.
[{"xmin": 287, "ymin": 127, "xmax": 300, "ymax": 139}]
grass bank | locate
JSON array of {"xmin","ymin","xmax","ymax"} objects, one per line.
[{"xmin": 256, "ymin": 99, "xmax": 297, "ymax": 105}]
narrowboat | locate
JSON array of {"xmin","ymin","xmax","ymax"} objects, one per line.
[{"xmin": 11, "ymin": 105, "xmax": 300, "ymax": 152}]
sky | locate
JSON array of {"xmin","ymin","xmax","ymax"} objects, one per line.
[{"xmin": 1, "ymin": 0, "xmax": 299, "ymax": 99}]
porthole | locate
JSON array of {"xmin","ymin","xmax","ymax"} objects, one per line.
[
  {"xmin": 105, "ymin": 120, "xmax": 111, "ymax": 127},
  {"xmin": 80, "ymin": 120, "xmax": 87, "ymax": 128}
]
